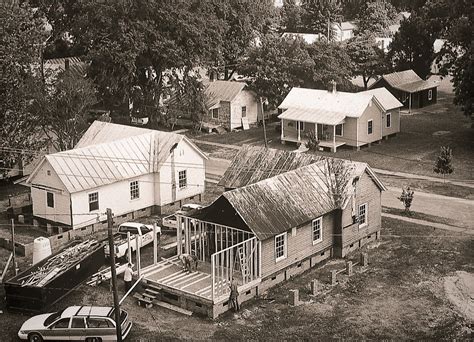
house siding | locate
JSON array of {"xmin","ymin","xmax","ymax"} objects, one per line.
[
  {"xmin": 340, "ymin": 171, "xmax": 382, "ymax": 256},
  {"xmin": 357, "ymin": 101, "xmax": 383, "ymax": 146},
  {"xmin": 372, "ymin": 79, "xmax": 438, "ymax": 109},
  {"xmin": 382, "ymin": 108, "xmax": 400, "ymax": 137},
  {"xmin": 230, "ymin": 90, "xmax": 259, "ymax": 130},
  {"xmin": 30, "ymin": 160, "xmax": 71, "ymax": 226},
  {"xmin": 206, "ymin": 101, "xmax": 231, "ymax": 130},
  {"xmin": 260, "ymin": 212, "xmax": 335, "ymax": 278},
  {"xmin": 336, "ymin": 117, "xmax": 358, "ymax": 147}
]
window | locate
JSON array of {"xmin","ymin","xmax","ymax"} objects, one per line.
[
  {"xmin": 386, "ymin": 113, "xmax": 391, "ymax": 128},
  {"xmin": 178, "ymin": 170, "xmax": 187, "ymax": 189},
  {"xmin": 241, "ymin": 106, "xmax": 247, "ymax": 118},
  {"xmin": 51, "ymin": 318, "xmax": 70, "ymax": 329},
  {"xmin": 119, "ymin": 226, "xmax": 139, "ymax": 235},
  {"xmin": 428, "ymin": 89, "xmax": 433, "ymax": 101},
  {"xmin": 130, "ymin": 180, "xmax": 140, "ymax": 200},
  {"xmin": 88, "ymin": 192, "xmax": 99, "ymax": 212},
  {"xmin": 47, "ymin": 192, "xmax": 54, "ymax": 208},
  {"xmin": 367, "ymin": 120, "xmax": 373, "ymax": 135},
  {"xmin": 312, "ymin": 217, "xmax": 322, "ymax": 244},
  {"xmin": 87, "ymin": 317, "xmax": 113, "ymax": 328},
  {"xmin": 71, "ymin": 317, "xmax": 86, "ymax": 329},
  {"xmin": 335, "ymin": 124, "xmax": 343, "ymax": 136},
  {"xmin": 359, "ymin": 203, "xmax": 368, "ymax": 227},
  {"xmin": 298, "ymin": 121, "xmax": 305, "ymax": 131},
  {"xmin": 211, "ymin": 108, "xmax": 219, "ymax": 119},
  {"xmin": 275, "ymin": 233, "xmax": 287, "ymax": 262}
]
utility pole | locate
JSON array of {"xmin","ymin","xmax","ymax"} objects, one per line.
[
  {"xmin": 11, "ymin": 219, "xmax": 17, "ymax": 276},
  {"xmin": 106, "ymin": 208, "xmax": 122, "ymax": 342},
  {"xmin": 260, "ymin": 97, "xmax": 268, "ymax": 148}
]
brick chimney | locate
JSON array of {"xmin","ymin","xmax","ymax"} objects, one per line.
[{"xmin": 64, "ymin": 58, "xmax": 70, "ymax": 70}]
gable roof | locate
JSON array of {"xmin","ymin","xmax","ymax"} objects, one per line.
[
  {"xmin": 202, "ymin": 158, "xmax": 384, "ymax": 240},
  {"xmin": 218, "ymin": 145, "xmax": 324, "ymax": 189},
  {"xmin": 28, "ymin": 122, "xmax": 207, "ymax": 193},
  {"xmin": 374, "ymin": 70, "xmax": 439, "ymax": 93},
  {"xmin": 282, "ymin": 32, "xmax": 323, "ymax": 44},
  {"xmin": 44, "ymin": 57, "xmax": 88, "ymax": 77},
  {"xmin": 278, "ymin": 87, "xmax": 375, "ymax": 119},
  {"xmin": 359, "ymin": 88, "xmax": 403, "ymax": 111},
  {"xmin": 205, "ymin": 80, "xmax": 247, "ymax": 107}
]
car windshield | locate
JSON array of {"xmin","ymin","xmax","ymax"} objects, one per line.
[{"xmin": 44, "ymin": 310, "xmax": 64, "ymax": 326}]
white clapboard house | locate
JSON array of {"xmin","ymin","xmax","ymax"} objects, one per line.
[{"xmin": 26, "ymin": 122, "xmax": 207, "ymax": 230}]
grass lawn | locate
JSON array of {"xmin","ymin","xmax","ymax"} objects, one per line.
[
  {"xmin": 382, "ymin": 207, "xmax": 460, "ymax": 227},
  {"xmin": 1, "ymin": 216, "xmax": 472, "ymax": 341}
]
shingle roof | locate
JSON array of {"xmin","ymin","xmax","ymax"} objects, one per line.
[
  {"xmin": 27, "ymin": 122, "xmax": 208, "ymax": 193},
  {"xmin": 360, "ymin": 88, "xmax": 403, "ymax": 111},
  {"xmin": 205, "ymin": 80, "xmax": 246, "ymax": 107},
  {"xmin": 218, "ymin": 145, "xmax": 323, "ymax": 189},
  {"xmin": 376, "ymin": 70, "xmax": 439, "ymax": 93},
  {"xmin": 278, "ymin": 87, "xmax": 374, "ymax": 118}
]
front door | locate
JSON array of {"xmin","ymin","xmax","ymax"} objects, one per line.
[{"xmin": 42, "ymin": 317, "xmax": 71, "ymax": 340}]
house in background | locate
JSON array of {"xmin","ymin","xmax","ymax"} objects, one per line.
[
  {"xmin": 141, "ymin": 155, "xmax": 385, "ymax": 317},
  {"xmin": 370, "ymin": 70, "xmax": 439, "ymax": 112},
  {"xmin": 26, "ymin": 122, "xmax": 207, "ymax": 230},
  {"xmin": 332, "ymin": 21, "xmax": 357, "ymax": 42},
  {"xmin": 282, "ymin": 32, "xmax": 323, "ymax": 44},
  {"xmin": 278, "ymin": 84, "xmax": 403, "ymax": 151},
  {"xmin": 204, "ymin": 80, "xmax": 261, "ymax": 131}
]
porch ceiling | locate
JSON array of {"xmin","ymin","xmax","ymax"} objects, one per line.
[{"xmin": 278, "ymin": 107, "xmax": 346, "ymax": 125}]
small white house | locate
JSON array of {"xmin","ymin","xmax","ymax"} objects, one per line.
[
  {"xmin": 205, "ymin": 80, "xmax": 261, "ymax": 131},
  {"xmin": 26, "ymin": 122, "xmax": 208, "ymax": 229}
]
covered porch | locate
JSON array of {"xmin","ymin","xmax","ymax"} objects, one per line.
[
  {"xmin": 141, "ymin": 216, "xmax": 261, "ymax": 308},
  {"xmin": 278, "ymin": 107, "xmax": 347, "ymax": 152}
]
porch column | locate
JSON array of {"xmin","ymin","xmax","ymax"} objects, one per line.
[
  {"xmin": 332, "ymin": 125, "xmax": 337, "ymax": 153},
  {"xmin": 408, "ymin": 93, "xmax": 412, "ymax": 113},
  {"xmin": 297, "ymin": 121, "xmax": 301, "ymax": 142},
  {"xmin": 281, "ymin": 120, "xmax": 284, "ymax": 141}
]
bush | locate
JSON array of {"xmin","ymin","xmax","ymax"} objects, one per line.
[{"xmin": 305, "ymin": 130, "xmax": 320, "ymax": 150}]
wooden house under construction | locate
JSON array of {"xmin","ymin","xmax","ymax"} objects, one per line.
[{"xmin": 140, "ymin": 154, "xmax": 385, "ymax": 318}]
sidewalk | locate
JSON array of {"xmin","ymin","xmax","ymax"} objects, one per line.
[{"xmin": 382, "ymin": 213, "xmax": 474, "ymax": 236}]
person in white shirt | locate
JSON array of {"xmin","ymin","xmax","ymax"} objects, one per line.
[{"xmin": 124, "ymin": 263, "xmax": 133, "ymax": 292}]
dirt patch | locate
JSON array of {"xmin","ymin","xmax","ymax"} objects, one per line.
[
  {"xmin": 433, "ymin": 130, "xmax": 452, "ymax": 136},
  {"xmin": 444, "ymin": 271, "xmax": 474, "ymax": 323}
]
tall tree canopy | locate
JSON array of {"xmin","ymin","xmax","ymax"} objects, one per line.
[
  {"xmin": 346, "ymin": 32, "xmax": 388, "ymax": 89},
  {"xmin": 356, "ymin": 1, "xmax": 397, "ymax": 35},
  {"xmin": 301, "ymin": 0, "xmax": 342, "ymax": 38},
  {"xmin": 0, "ymin": 1, "xmax": 48, "ymax": 176}
]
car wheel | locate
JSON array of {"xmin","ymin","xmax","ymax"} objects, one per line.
[
  {"xmin": 27, "ymin": 333, "xmax": 43, "ymax": 342},
  {"xmin": 85, "ymin": 338, "xmax": 102, "ymax": 342}
]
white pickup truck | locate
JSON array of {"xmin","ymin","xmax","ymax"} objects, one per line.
[
  {"xmin": 162, "ymin": 204, "xmax": 204, "ymax": 229},
  {"xmin": 104, "ymin": 222, "xmax": 161, "ymax": 259}
]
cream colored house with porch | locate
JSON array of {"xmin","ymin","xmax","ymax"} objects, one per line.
[{"xmin": 278, "ymin": 86, "xmax": 402, "ymax": 152}]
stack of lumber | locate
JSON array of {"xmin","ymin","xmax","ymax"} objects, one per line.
[
  {"xmin": 18, "ymin": 240, "xmax": 98, "ymax": 287},
  {"xmin": 87, "ymin": 263, "xmax": 129, "ymax": 286}
]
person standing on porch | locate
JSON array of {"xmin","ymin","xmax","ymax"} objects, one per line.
[
  {"xmin": 124, "ymin": 263, "xmax": 133, "ymax": 292},
  {"xmin": 229, "ymin": 278, "xmax": 240, "ymax": 312}
]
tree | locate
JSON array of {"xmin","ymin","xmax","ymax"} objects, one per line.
[
  {"xmin": 301, "ymin": 0, "xmax": 342, "ymax": 38},
  {"xmin": 346, "ymin": 32, "xmax": 388, "ymax": 89},
  {"xmin": 239, "ymin": 34, "xmax": 315, "ymax": 108},
  {"xmin": 387, "ymin": 14, "xmax": 435, "ymax": 79},
  {"xmin": 434, "ymin": 146, "xmax": 454, "ymax": 181},
  {"xmin": 436, "ymin": 0, "xmax": 474, "ymax": 119},
  {"xmin": 33, "ymin": 70, "xmax": 97, "ymax": 151},
  {"xmin": 0, "ymin": 1, "xmax": 48, "ymax": 177},
  {"xmin": 47, "ymin": 0, "xmax": 225, "ymax": 128},
  {"xmin": 398, "ymin": 186, "xmax": 414, "ymax": 214},
  {"xmin": 280, "ymin": 0, "xmax": 305, "ymax": 32},
  {"xmin": 356, "ymin": 1, "xmax": 397, "ymax": 35},
  {"xmin": 166, "ymin": 72, "xmax": 211, "ymax": 132},
  {"xmin": 305, "ymin": 130, "xmax": 320, "ymax": 150}
]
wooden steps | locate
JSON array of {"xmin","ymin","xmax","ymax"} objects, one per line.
[{"xmin": 134, "ymin": 283, "xmax": 193, "ymax": 316}]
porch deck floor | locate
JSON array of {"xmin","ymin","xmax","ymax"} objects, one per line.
[
  {"xmin": 142, "ymin": 256, "xmax": 240, "ymax": 301},
  {"xmin": 282, "ymin": 135, "xmax": 346, "ymax": 148}
]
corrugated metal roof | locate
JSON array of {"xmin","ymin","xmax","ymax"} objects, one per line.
[
  {"xmin": 379, "ymin": 70, "xmax": 439, "ymax": 93},
  {"xmin": 340, "ymin": 21, "xmax": 356, "ymax": 30},
  {"xmin": 75, "ymin": 121, "xmax": 155, "ymax": 148},
  {"xmin": 222, "ymin": 159, "xmax": 368, "ymax": 240},
  {"xmin": 43, "ymin": 57, "xmax": 88, "ymax": 76},
  {"xmin": 205, "ymin": 80, "xmax": 246, "ymax": 106},
  {"xmin": 33, "ymin": 129, "xmax": 183, "ymax": 193},
  {"xmin": 278, "ymin": 87, "xmax": 374, "ymax": 118},
  {"xmin": 278, "ymin": 107, "xmax": 347, "ymax": 125},
  {"xmin": 360, "ymin": 88, "xmax": 403, "ymax": 111},
  {"xmin": 218, "ymin": 145, "xmax": 323, "ymax": 189}
]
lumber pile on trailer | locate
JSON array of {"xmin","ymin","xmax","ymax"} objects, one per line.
[{"xmin": 17, "ymin": 240, "xmax": 98, "ymax": 287}]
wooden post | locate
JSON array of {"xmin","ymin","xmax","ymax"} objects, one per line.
[
  {"xmin": 332, "ymin": 125, "xmax": 336, "ymax": 153},
  {"xmin": 127, "ymin": 232, "xmax": 132, "ymax": 263},
  {"xmin": 177, "ymin": 216, "xmax": 182, "ymax": 255},
  {"xmin": 361, "ymin": 253, "xmax": 368, "ymax": 267},
  {"xmin": 409, "ymin": 93, "xmax": 412, "ymax": 113},
  {"xmin": 261, "ymin": 97, "xmax": 268, "ymax": 148},
  {"xmin": 11, "ymin": 219, "xmax": 17, "ymax": 276},
  {"xmin": 311, "ymin": 280, "xmax": 318, "ymax": 296},
  {"xmin": 289, "ymin": 289, "xmax": 299, "ymax": 306},
  {"xmin": 106, "ymin": 208, "xmax": 122, "ymax": 342},
  {"xmin": 331, "ymin": 270, "xmax": 337, "ymax": 286},
  {"xmin": 153, "ymin": 223, "xmax": 158, "ymax": 265},
  {"xmin": 211, "ymin": 254, "xmax": 215, "ymax": 301},
  {"xmin": 346, "ymin": 261, "xmax": 353, "ymax": 276},
  {"xmin": 136, "ymin": 233, "xmax": 141, "ymax": 278}
]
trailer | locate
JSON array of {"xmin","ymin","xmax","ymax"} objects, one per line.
[{"xmin": 4, "ymin": 239, "xmax": 105, "ymax": 313}]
